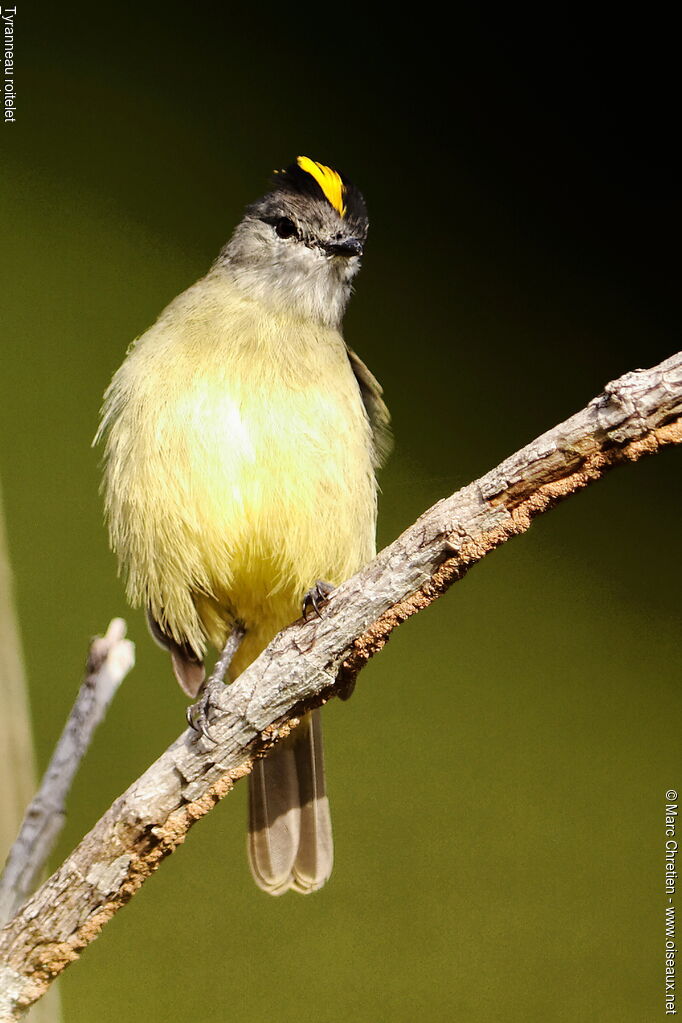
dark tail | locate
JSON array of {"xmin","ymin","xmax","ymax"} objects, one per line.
[{"xmin": 247, "ymin": 710, "xmax": 333, "ymax": 895}]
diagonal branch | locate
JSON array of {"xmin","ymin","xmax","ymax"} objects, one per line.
[{"xmin": 1, "ymin": 351, "xmax": 681, "ymax": 1020}]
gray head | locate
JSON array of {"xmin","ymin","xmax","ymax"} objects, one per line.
[{"xmin": 217, "ymin": 157, "xmax": 369, "ymax": 328}]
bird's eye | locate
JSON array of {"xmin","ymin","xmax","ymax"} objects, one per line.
[{"xmin": 274, "ymin": 217, "xmax": 297, "ymax": 239}]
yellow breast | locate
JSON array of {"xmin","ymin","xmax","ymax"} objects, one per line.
[{"xmin": 98, "ymin": 272, "xmax": 377, "ymax": 663}]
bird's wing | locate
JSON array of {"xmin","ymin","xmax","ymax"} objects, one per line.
[
  {"xmin": 146, "ymin": 609, "xmax": 205, "ymax": 698},
  {"xmin": 345, "ymin": 345, "xmax": 392, "ymax": 467}
]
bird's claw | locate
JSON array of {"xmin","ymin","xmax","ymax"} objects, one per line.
[
  {"xmin": 302, "ymin": 580, "xmax": 335, "ymax": 620},
  {"xmin": 187, "ymin": 679, "xmax": 224, "ymax": 744},
  {"xmin": 186, "ymin": 623, "xmax": 246, "ymax": 743}
]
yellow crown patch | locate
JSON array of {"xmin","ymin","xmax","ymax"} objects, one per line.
[{"xmin": 297, "ymin": 156, "xmax": 346, "ymax": 217}]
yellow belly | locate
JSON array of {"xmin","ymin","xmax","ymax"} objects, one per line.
[
  {"xmin": 184, "ymin": 366, "xmax": 377, "ymax": 672},
  {"xmin": 99, "ymin": 275, "xmax": 377, "ymax": 667}
]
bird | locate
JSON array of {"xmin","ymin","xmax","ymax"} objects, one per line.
[{"xmin": 96, "ymin": 156, "xmax": 391, "ymax": 894}]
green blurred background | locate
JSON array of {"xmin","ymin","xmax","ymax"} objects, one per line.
[{"xmin": 1, "ymin": 9, "xmax": 680, "ymax": 1021}]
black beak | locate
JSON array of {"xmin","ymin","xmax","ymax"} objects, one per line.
[{"xmin": 323, "ymin": 237, "xmax": 364, "ymax": 258}]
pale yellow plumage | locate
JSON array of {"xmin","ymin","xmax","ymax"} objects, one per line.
[
  {"xmin": 98, "ymin": 157, "xmax": 387, "ymax": 895},
  {"xmin": 97, "ymin": 268, "xmax": 377, "ymax": 676}
]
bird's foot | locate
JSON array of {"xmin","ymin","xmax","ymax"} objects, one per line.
[
  {"xmin": 303, "ymin": 580, "xmax": 335, "ymax": 620},
  {"xmin": 186, "ymin": 678, "xmax": 225, "ymax": 744},
  {"xmin": 186, "ymin": 622, "xmax": 246, "ymax": 743}
]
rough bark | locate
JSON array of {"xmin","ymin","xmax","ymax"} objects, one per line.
[{"xmin": 1, "ymin": 351, "xmax": 681, "ymax": 1019}]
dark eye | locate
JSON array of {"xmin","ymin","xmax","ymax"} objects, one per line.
[{"xmin": 274, "ymin": 217, "xmax": 297, "ymax": 239}]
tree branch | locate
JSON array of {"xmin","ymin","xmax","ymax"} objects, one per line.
[
  {"xmin": 1, "ymin": 352, "xmax": 681, "ymax": 1020},
  {"xmin": 0, "ymin": 481, "xmax": 64, "ymax": 1023},
  {"xmin": 0, "ymin": 619, "xmax": 135, "ymax": 928}
]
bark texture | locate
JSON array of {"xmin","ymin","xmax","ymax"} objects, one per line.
[{"xmin": 1, "ymin": 352, "xmax": 681, "ymax": 1019}]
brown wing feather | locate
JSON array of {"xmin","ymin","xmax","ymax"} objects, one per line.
[
  {"xmin": 146, "ymin": 609, "xmax": 205, "ymax": 698},
  {"xmin": 345, "ymin": 345, "xmax": 392, "ymax": 467}
]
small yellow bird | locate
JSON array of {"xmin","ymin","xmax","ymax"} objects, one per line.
[{"xmin": 96, "ymin": 157, "xmax": 391, "ymax": 894}]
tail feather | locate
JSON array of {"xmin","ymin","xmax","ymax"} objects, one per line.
[
  {"xmin": 291, "ymin": 710, "xmax": 333, "ymax": 893},
  {"xmin": 248, "ymin": 710, "xmax": 332, "ymax": 895},
  {"xmin": 248, "ymin": 745, "xmax": 300, "ymax": 895}
]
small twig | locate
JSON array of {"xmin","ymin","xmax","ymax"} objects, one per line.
[
  {"xmin": 0, "ymin": 619, "xmax": 135, "ymax": 927},
  {"xmin": 0, "ymin": 482, "xmax": 64, "ymax": 1023}
]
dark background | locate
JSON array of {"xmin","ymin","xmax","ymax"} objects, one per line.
[{"xmin": 1, "ymin": 9, "xmax": 680, "ymax": 1021}]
